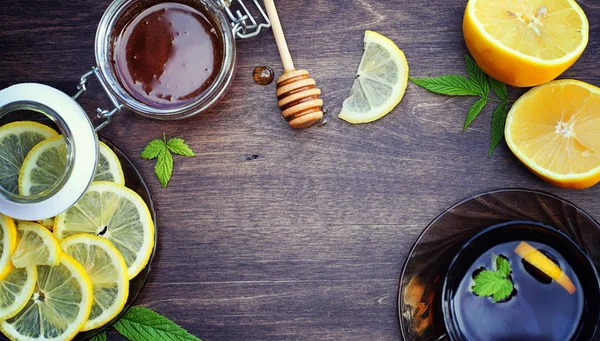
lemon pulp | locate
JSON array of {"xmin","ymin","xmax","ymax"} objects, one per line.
[
  {"xmin": 12, "ymin": 222, "xmax": 61, "ymax": 268},
  {"xmin": 61, "ymin": 234, "xmax": 129, "ymax": 331},
  {"xmin": 55, "ymin": 181, "xmax": 154, "ymax": 279},
  {"xmin": 0, "ymin": 266, "xmax": 37, "ymax": 321},
  {"xmin": 505, "ymin": 79, "xmax": 600, "ymax": 188},
  {"xmin": 472, "ymin": 0, "xmax": 586, "ymax": 61},
  {"xmin": 0, "ymin": 254, "xmax": 93, "ymax": 341},
  {"xmin": 0, "ymin": 122, "xmax": 58, "ymax": 195},
  {"xmin": 0, "ymin": 215, "xmax": 17, "ymax": 280},
  {"xmin": 339, "ymin": 30, "xmax": 409, "ymax": 124},
  {"xmin": 19, "ymin": 139, "xmax": 125, "ymax": 196}
]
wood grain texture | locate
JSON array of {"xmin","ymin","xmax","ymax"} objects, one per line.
[{"xmin": 1, "ymin": 0, "xmax": 600, "ymax": 340}]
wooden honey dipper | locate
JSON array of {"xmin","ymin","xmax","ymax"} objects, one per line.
[{"xmin": 264, "ymin": 0, "xmax": 323, "ymax": 129}]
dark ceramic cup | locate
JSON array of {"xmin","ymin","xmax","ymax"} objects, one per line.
[{"xmin": 442, "ymin": 221, "xmax": 600, "ymax": 341}]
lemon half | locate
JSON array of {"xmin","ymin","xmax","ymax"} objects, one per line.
[
  {"xmin": 505, "ymin": 79, "xmax": 600, "ymax": 188},
  {"xmin": 464, "ymin": 0, "xmax": 588, "ymax": 86}
]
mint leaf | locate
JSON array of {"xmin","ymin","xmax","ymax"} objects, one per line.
[
  {"xmin": 490, "ymin": 77, "xmax": 508, "ymax": 101},
  {"xmin": 142, "ymin": 135, "xmax": 195, "ymax": 188},
  {"xmin": 155, "ymin": 149, "xmax": 174, "ymax": 188},
  {"xmin": 410, "ymin": 75, "xmax": 481, "ymax": 96},
  {"xmin": 472, "ymin": 270, "xmax": 513, "ymax": 302},
  {"xmin": 496, "ymin": 255, "xmax": 511, "ymax": 277},
  {"xmin": 167, "ymin": 138, "xmax": 195, "ymax": 157},
  {"xmin": 492, "ymin": 279, "xmax": 514, "ymax": 302},
  {"xmin": 472, "ymin": 254, "xmax": 513, "ymax": 302},
  {"xmin": 89, "ymin": 332, "xmax": 107, "ymax": 341},
  {"xmin": 463, "ymin": 96, "xmax": 488, "ymax": 131},
  {"xmin": 464, "ymin": 55, "xmax": 488, "ymax": 97},
  {"xmin": 411, "ymin": 57, "xmax": 511, "ymax": 157},
  {"xmin": 115, "ymin": 306, "xmax": 202, "ymax": 341},
  {"xmin": 472, "ymin": 271, "xmax": 506, "ymax": 296},
  {"xmin": 141, "ymin": 139, "xmax": 166, "ymax": 160},
  {"xmin": 489, "ymin": 102, "xmax": 508, "ymax": 156}
]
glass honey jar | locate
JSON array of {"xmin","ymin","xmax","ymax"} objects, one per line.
[{"xmin": 0, "ymin": 0, "xmax": 270, "ymax": 220}]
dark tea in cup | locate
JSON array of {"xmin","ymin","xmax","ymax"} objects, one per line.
[{"xmin": 442, "ymin": 221, "xmax": 600, "ymax": 341}]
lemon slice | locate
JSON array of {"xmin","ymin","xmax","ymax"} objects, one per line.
[
  {"xmin": 12, "ymin": 221, "xmax": 61, "ymax": 268},
  {"xmin": 0, "ymin": 215, "xmax": 17, "ymax": 280},
  {"xmin": 0, "ymin": 265, "xmax": 37, "ymax": 320},
  {"xmin": 18, "ymin": 135, "xmax": 68, "ymax": 196},
  {"xmin": 339, "ymin": 30, "xmax": 409, "ymax": 124},
  {"xmin": 19, "ymin": 138, "xmax": 125, "ymax": 196},
  {"xmin": 95, "ymin": 141, "xmax": 125, "ymax": 185},
  {"xmin": 54, "ymin": 181, "xmax": 154, "ymax": 279},
  {"xmin": 60, "ymin": 234, "xmax": 129, "ymax": 331},
  {"xmin": 37, "ymin": 218, "xmax": 55, "ymax": 231},
  {"xmin": 0, "ymin": 253, "xmax": 93, "ymax": 341},
  {"xmin": 0, "ymin": 121, "xmax": 58, "ymax": 195}
]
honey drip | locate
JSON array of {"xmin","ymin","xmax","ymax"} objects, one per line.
[{"xmin": 253, "ymin": 66, "xmax": 275, "ymax": 85}]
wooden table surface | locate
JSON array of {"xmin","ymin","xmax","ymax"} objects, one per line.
[{"xmin": 1, "ymin": 0, "xmax": 600, "ymax": 340}]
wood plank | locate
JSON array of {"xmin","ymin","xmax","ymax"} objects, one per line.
[{"xmin": 0, "ymin": 0, "xmax": 600, "ymax": 340}]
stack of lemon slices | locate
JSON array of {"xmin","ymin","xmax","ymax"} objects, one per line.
[{"xmin": 0, "ymin": 121, "xmax": 155, "ymax": 341}]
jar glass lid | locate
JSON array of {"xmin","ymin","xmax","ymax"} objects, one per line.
[{"xmin": 0, "ymin": 83, "xmax": 98, "ymax": 221}]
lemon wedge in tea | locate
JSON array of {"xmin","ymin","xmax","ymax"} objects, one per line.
[
  {"xmin": 19, "ymin": 138, "xmax": 126, "ymax": 196},
  {"xmin": 515, "ymin": 241, "xmax": 576, "ymax": 294}
]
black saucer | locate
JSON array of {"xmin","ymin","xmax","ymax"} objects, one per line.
[{"xmin": 398, "ymin": 189, "xmax": 600, "ymax": 341}]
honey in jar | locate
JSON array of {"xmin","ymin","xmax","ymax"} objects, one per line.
[{"xmin": 111, "ymin": 2, "xmax": 224, "ymax": 108}]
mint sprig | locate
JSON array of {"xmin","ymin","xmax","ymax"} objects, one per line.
[
  {"xmin": 489, "ymin": 102, "xmax": 508, "ymax": 156},
  {"xmin": 464, "ymin": 97, "xmax": 488, "ymax": 131},
  {"xmin": 114, "ymin": 306, "xmax": 202, "ymax": 341},
  {"xmin": 472, "ymin": 255, "xmax": 514, "ymax": 302},
  {"xmin": 409, "ymin": 75, "xmax": 482, "ymax": 96},
  {"xmin": 410, "ymin": 55, "xmax": 510, "ymax": 156},
  {"xmin": 495, "ymin": 254, "xmax": 511, "ymax": 277},
  {"xmin": 90, "ymin": 332, "xmax": 107, "ymax": 341},
  {"xmin": 141, "ymin": 134, "xmax": 195, "ymax": 188},
  {"xmin": 88, "ymin": 307, "xmax": 201, "ymax": 341},
  {"xmin": 166, "ymin": 138, "xmax": 196, "ymax": 157},
  {"xmin": 490, "ymin": 77, "xmax": 508, "ymax": 101}
]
